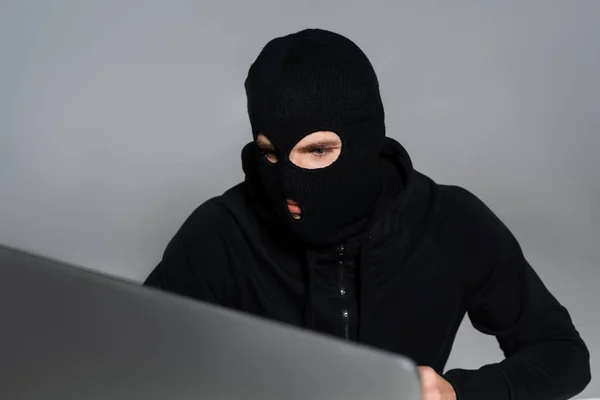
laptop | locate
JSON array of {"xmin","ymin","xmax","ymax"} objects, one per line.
[{"xmin": 0, "ymin": 244, "xmax": 421, "ymax": 400}]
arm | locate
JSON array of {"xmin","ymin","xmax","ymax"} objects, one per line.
[
  {"xmin": 144, "ymin": 198, "xmax": 236, "ymax": 307},
  {"xmin": 443, "ymin": 189, "xmax": 591, "ymax": 400}
]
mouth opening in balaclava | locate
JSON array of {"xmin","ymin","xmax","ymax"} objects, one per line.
[{"xmin": 243, "ymin": 28, "xmax": 386, "ymax": 246}]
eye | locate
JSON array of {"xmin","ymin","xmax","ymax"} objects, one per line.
[
  {"xmin": 260, "ymin": 149, "xmax": 278, "ymax": 163},
  {"xmin": 310, "ymin": 147, "xmax": 333, "ymax": 157}
]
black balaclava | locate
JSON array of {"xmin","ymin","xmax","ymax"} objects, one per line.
[{"xmin": 242, "ymin": 29, "xmax": 386, "ymax": 246}]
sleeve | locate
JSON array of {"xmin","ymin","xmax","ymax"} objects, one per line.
[
  {"xmin": 143, "ymin": 199, "xmax": 236, "ymax": 307},
  {"xmin": 442, "ymin": 188, "xmax": 591, "ymax": 400}
]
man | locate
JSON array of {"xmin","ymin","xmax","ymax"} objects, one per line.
[{"xmin": 145, "ymin": 29, "xmax": 591, "ymax": 400}]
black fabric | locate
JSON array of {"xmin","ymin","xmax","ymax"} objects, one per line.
[
  {"xmin": 243, "ymin": 29, "xmax": 386, "ymax": 245},
  {"xmin": 145, "ymin": 145, "xmax": 590, "ymax": 399}
]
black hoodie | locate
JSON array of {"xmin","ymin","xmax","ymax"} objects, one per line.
[{"xmin": 145, "ymin": 137, "xmax": 590, "ymax": 400}]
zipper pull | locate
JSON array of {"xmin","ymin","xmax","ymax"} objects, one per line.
[{"xmin": 337, "ymin": 244, "xmax": 345, "ymax": 256}]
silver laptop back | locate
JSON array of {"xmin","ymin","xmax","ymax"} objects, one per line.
[{"xmin": 0, "ymin": 245, "xmax": 421, "ymax": 400}]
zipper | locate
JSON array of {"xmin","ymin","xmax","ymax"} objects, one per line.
[{"xmin": 337, "ymin": 244, "xmax": 350, "ymax": 340}]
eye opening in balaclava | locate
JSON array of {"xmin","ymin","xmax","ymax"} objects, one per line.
[
  {"xmin": 255, "ymin": 133, "xmax": 281, "ymax": 165},
  {"xmin": 244, "ymin": 28, "xmax": 386, "ymax": 245},
  {"xmin": 288, "ymin": 131, "xmax": 343, "ymax": 170},
  {"xmin": 256, "ymin": 131, "xmax": 344, "ymax": 170}
]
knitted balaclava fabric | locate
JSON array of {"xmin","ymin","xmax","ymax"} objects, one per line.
[{"xmin": 243, "ymin": 28, "xmax": 386, "ymax": 245}]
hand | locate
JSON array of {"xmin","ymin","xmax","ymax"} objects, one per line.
[{"xmin": 418, "ymin": 366, "xmax": 456, "ymax": 400}]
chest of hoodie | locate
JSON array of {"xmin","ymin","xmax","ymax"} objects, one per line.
[{"xmin": 230, "ymin": 221, "xmax": 466, "ymax": 352}]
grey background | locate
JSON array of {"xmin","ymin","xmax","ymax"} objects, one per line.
[{"xmin": 0, "ymin": 1, "xmax": 598, "ymax": 398}]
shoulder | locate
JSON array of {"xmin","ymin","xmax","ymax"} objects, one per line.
[
  {"xmin": 400, "ymin": 173, "xmax": 511, "ymax": 249},
  {"xmin": 169, "ymin": 182, "xmax": 254, "ymax": 277},
  {"xmin": 436, "ymin": 184, "xmax": 509, "ymax": 237},
  {"xmin": 148, "ymin": 182, "xmax": 251, "ymax": 302},
  {"xmin": 173, "ymin": 181, "xmax": 263, "ymax": 270},
  {"xmin": 434, "ymin": 183, "xmax": 526, "ymax": 280},
  {"xmin": 402, "ymin": 173, "xmax": 499, "ymax": 232},
  {"xmin": 436, "ymin": 183, "xmax": 517, "ymax": 254},
  {"xmin": 438, "ymin": 184, "xmax": 487, "ymax": 213},
  {"xmin": 177, "ymin": 182, "xmax": 250, "ymax": 240}
]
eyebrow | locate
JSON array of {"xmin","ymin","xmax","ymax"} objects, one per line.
[
  {"xmin": 299, "ymin": 140, "xmax": 341, "ymax": 150},
  {"xmin": 256, "ymin": 138, "xmax": 275, "ymax": 150}
]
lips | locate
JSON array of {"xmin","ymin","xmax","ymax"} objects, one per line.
[{"xmin": 286, "ymin": 199, "xmax": 302, "ymax": 218}]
